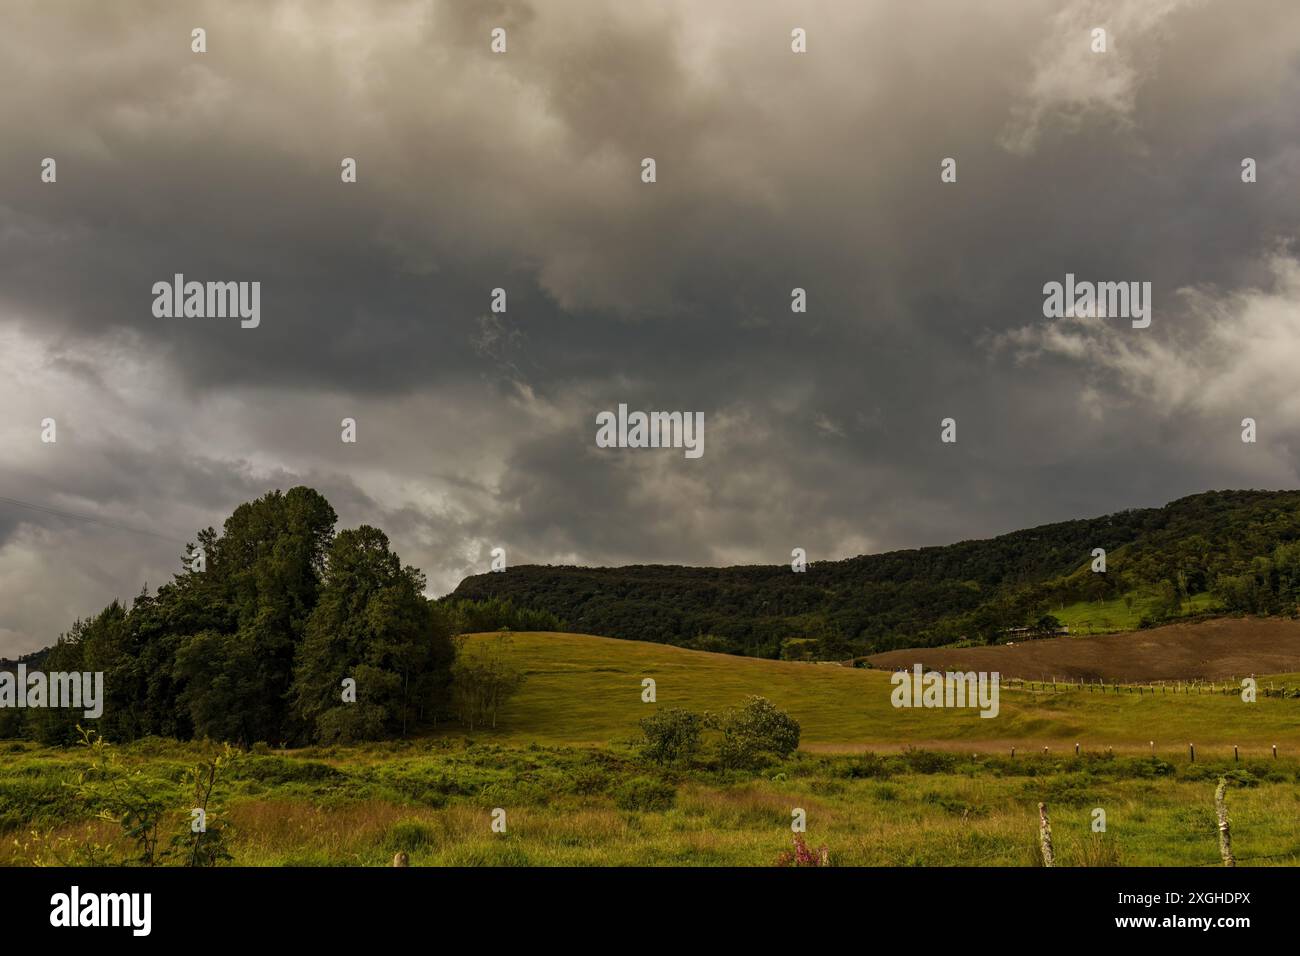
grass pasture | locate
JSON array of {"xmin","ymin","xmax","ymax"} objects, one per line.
[
  {"xmin": 2, "ymin": 629, "xmax": 1297, "ymax": 867},
  {"xmin": 472, "ymin": 631, "xmax": 1300, "ymax": 755},
  {"xmin": 1053, "ymin": 591, "xmax": 1222, "ymax": 634}
]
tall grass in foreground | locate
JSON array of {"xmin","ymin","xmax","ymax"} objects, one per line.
[{"xmin": 3, "ymin": 738, "xmax": 1297, "ymax": 866}]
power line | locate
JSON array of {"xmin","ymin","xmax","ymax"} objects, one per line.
[{"xmin": 0, "ymin": 494, "xmax": 189, "ymax": 546}]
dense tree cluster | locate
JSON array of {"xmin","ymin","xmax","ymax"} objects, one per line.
[
  {"xmin": 435, "ymin": 596, "xmax": 563, "ymax": 635},
  {"xmin": 454, "ymin": 490, "xmax": 1300, "ymax": 659},
  {"xmin": 1, "ymin": 488, "xmax": 455, "ymax": 746}
]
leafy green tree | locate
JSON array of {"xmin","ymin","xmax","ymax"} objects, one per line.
[
  {"xmin": 638, "ymin": 708, "xmax": 705, "ymax": 765},
  {"xmin": 28, "ymin": 622, "xmax": 86, "ymax": 745},
  {"xmin": 451, "ymin": 634, "xmax": 527, "ymax": 730},
  {"xmin": 293, "ymin": 526, "xmax": 454, "ymax": 742},
  {"xmin": 717, "ymin": 696, "xmax": 801, "ymax": 769},
  {"xmin": 169, "ymin": 487, "xmax": 339, "ymax": 744},
  {"xmin": 437, "ymin": 596, "xmax": 563, "ymax": 635},
  {"xmin": 1034, "ymin": 614, "xmax": 1062, "ymax": 636}
]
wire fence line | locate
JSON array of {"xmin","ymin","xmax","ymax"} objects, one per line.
[{"xmin": 1004, "ymin": 677, "xmax": 1296, "ymax": 698}]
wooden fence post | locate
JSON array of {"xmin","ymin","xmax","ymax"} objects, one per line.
[
  {"xmin": 1189, "ymin": 743, "xmax": 1195, "ymax": 763},
  {"xmin": 1038, "ymin": 802, "xmax": 1055, "ymax": 868},
  {"xmin": 1215, "ymin": 778, "xmax": 1235, "ymax": 867}
]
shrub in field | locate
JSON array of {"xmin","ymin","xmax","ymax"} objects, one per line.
[
  {"xmin": 898, "ymin": 748, "xmax": 957, "ymax": 775},
  {"xmin": 1190, "ymin": 764, "xmax": 1258, "ymax": 790},
  {"xmin": 70, "ymin": 729, "xmax": 170, "ymax": 865},
  {"xmin": 638, "ymin": 708, "xmax": 705, "ymax": 765},
  {"xmin": 234, "ymin": 756, "xmax": 342, "ymax": 786},
  {"xmin": 169, "ymin": 744, "xmax": 240, "ymax": 867},
  {"xmin": 1112, "ymin": 757, "xmax": 1175, "ymax": 779},
  {"xmin": 568, "ymin": 766, "xmax": 612, "ymax": 796},
  {"xmin": 1180, "ymin": 764, "xmax": 1260, "ymax": 786},
  {"xmin": 612, "ymin": 776, "xmax": 676, "ymax": 811},
  {"xmin": 1023, "ymin": 773, "xmax": 1100, "ymax": 806},
  {"xmin": 70, "ymin": 728, "xmax": 238, "ymax": 866},
  {"xmin": 716, "ymin": 697, "xmax": 800, "ymax": 770},
  {"xmin": 842, "ymin": 752, "xmax": 893, "ymax": 779}
]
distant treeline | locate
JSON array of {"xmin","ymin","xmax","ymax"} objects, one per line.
[
  {"xmin": 0, "ymin": 488, "xmax": 550, "ymax": 747},
  {"xmin": 453, "ymin": 490, "xmax": 1300, "ymax": 659}
]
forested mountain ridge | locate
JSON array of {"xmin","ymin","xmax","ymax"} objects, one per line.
[{"xmin": 453, "ymin": 489, "xmax": 1300, "ymax": 659}]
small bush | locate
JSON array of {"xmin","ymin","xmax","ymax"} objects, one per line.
[
  {"xmin": 568, "ymin": 767, "xmax": 611, "ymax": 796},
  {"xmin": 843, "ymin": 752, "xmax": 893, "ymax": 779},
  {"xmin": 234, "ymin": 757, "xmax": 342, "ymax": 786},
  {"xmin": 898, "ymin": 748, "xmax": 957, "ymax": 775},
  {"xmin": 612, "ymin": 776, "xmax": 676, "ymax": 811},
  {"xmin": 638, "ymin": 708, "xmax": 705, "ymax": 765},
  {"xmin": 1181, "ymin": 764, "xmax": 1259, "ymax": 786}
]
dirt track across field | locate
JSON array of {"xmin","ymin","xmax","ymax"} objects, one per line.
[{"xmin": 865, "ymin": 616, "xmax": 1300, "ymax": 681}]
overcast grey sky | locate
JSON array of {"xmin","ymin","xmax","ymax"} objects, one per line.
[{"xmin": 3, "ymin": 0, "xmax": 1300, "ymax": 656}]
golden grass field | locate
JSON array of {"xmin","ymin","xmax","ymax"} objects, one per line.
[
  {"xmin": 2, "ymin": 628, "xmax": 1297, "ymax": 866},
  {"xmin": 472, "ymin": 631, "xmax": 1300, "ymax": 757}
]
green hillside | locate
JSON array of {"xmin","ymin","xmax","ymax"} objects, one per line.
[
  {"xmin": 453, "ymin": 489, "xmax": 1300, "ymax": 658},
  {"xmin": 462, "ymin": 632, "xmax": 1300, "ymax": 754}
]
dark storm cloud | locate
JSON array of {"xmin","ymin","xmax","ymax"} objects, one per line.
[{"xmin": 3, "ymin": 0, "xmax": 1300, "ymax": 653}]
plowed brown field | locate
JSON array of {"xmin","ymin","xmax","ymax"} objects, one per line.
[{"xmin": 866, "ymin": 616, "xmax": 1300, "ymax": 681}]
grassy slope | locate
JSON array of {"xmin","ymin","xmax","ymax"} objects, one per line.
[
  {"xmin": 1053, "ymin": 590, "xmax": 1221, "ymax": 634},
  {"xmin": 470, "ymin": 632, "xmax": 1300, "ymax": 754}
]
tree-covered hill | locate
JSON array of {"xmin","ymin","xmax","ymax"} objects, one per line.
[{"xmin": 452, "ymin": 489, "xmax": 1300, "ymax": 659}]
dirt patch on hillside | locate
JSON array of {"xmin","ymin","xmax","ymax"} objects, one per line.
[{"xmin": 865, "ymin": 616, "xmax": 1300, "ymax": 681}]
